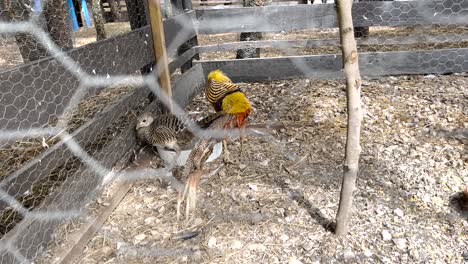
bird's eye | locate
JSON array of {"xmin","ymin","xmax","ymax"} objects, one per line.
[{"xmin": 142, "ymin": 119, "xmax": 146, "ymax": 122}]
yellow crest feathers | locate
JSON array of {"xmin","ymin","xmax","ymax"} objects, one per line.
[
  {"xmin": 221, "ymin": 91, "xmax": 253, "ymax": 115},
  {"xmin": 207, "ymin": 69, "xmax": 232, "ymax": 83}
]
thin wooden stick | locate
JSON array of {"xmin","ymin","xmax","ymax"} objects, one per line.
[
  {"xmin": 334, "ymin": 0, "xmax": 363, "ymax": 236},
  {"xmin": 148, "ymin": 0, "xmax": 172, "ymax": 109}
]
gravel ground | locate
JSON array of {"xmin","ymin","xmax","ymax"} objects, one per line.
[{"xmin": 73, "ymin": 73, "xmax": 467, "ymax": 264}]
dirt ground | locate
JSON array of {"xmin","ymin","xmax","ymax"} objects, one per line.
[{"xmin": 55, "ymin": 72, "xmax": 466, "ymax": 264}]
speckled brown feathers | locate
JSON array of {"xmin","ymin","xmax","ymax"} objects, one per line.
[{"xmin": 136, "ymin": 112, "xmax": 183, "ymax": 152}]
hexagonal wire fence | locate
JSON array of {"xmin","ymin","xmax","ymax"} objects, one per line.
[{"xmin": 0, "ymin": 0, "xmax": 467, "ymax": 262}]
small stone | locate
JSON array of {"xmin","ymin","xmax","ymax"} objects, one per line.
[
  {"xmin": 462, "ymin": 251, "xmax": 468, "ymax": 261},
  {"xmin": 248, "ymin": 243, "xmax": 266, "ymax": 252},
  {"xmin": 116, "ymin": 242, "xmax": 125, "ymax": 250},
  {"xmin": 393, "ymin": 238, "xmax": 407, "ymax": 250},
  {"xmin": 208, "ymin": 237, "xmax": 217, "ymax": 248},
  {"xmin": 394, "ymin": 208, "xmax": 404, "ymax": 217},
  {"xmin": 364, "ymin": 250, "xmax": 373, "ymax": 257},
  {"xmin": 301, "ymin": 242, "xmax": 314, "ymax": 252},
  {"xmin": 409, "ymin": 249, "xmax": 420, "ymax": 260},
  {"xmin": 343, "ymin": 250, "xmax": 355, "ymax": 260},
  {"xmin": 144, "ymin": 216, "xmax": 157, "ymax": 224},
  {"xmin": 280, "ymin": 234, "xmax": 289, "ymax": 241},
  {"xmin": 288, "ymin": 256, "xmax": 303, "ymax": 264},
  {"xmin": 102, "ymin": 246, "xmax": 113, "ymax": 255},
  {"xmin": 231, "ymin": 240, "xmax": 243, "ymax": 249},
  {"xmin": 248, "ymin": 184, "xmax": 258, "ymax": 191},
  {"xmin": 239, "ymin": 164, "xmax": 247, "ymax": 170},
  {"xmin": 446, "ymin": 213, "xmax": 457, "ymax": 225},
  {"xmin": 260, "ymin": 159, "xmax": 270, "ymax": 166},
  {"xmin": 219, "ymin": 170, "xmax": 226, "ymax": 177},
  {"xmin": 134, "ymin": 233, "xmax": 146, "ymax": 243},
  {"xmin": 382, "ymin": 230, "xmax": 392, "ymax": 241}
]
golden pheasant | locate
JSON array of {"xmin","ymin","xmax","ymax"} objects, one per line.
[
  {"xmin": 177, "ymin": 69, "xmax": 253, "ymax": 221},
  {"xmin": 204, "ymin": 69, "xmax": 253, "ymax": 162}
]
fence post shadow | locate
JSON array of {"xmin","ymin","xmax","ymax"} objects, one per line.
[{"xmin": 274, "ymin": 177, "xmax": 336, "ymax": 232}]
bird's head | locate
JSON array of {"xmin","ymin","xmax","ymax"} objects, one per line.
[
  {"xmin": 207, "ymin": 69, "xmax": 232, "ymax": 83},
  {"xmin": 136, "ymin": 113, "xmax": 154, "ymax": 130}
]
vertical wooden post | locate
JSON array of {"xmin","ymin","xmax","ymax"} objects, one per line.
[
  {"xmin": 147, "ymin": 0, "xmax": 172, "ymax": 108},
  {"xmin": 334, "ymin": 0, "xmax": 363, "ymax": 236}
]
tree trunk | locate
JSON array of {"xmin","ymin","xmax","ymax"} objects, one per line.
[
  {"xmin": 5, "ymin": 0, "xmax": 49, "ymax": 62},
  {"xmin": 108, "ymin": 0, "xmax": 121, "ymax": 21},
  {"xmin": 334, "ymin": 0, "xmax": 363, "ymax": 236},
  {"xmin": 236, "ymin": 0, "xmax": 265, "ymax": 59},
  {"xmin": 43, "ymin": 0, "xmax": 74, "ymax": 50},
  {"xmin": 91, "ymin": 0, "xmax": 107, "ymax": 40}
]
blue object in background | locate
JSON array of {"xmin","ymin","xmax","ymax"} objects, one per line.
[
  {"xmin": 33, "ymin": 0, "xmax": 42, "ymax": 13},
  {"xmin": 81, "ymin": 0, "xmax": 92, "ymax": 28},
  {"xmin": 67, "ymin": 0, "xmax": 80, "ymax": 31}
]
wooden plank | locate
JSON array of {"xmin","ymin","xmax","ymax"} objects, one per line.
[
  {"xmin": 171, "ymin": 64, "xmax": 205, "ymax": 107},
  {"xmin": 0, "ymin": 64, "xmax": 206, "ymax": 263},
  {"xmin": 163, "ymin": 11, "xmax": 197, "ymax": 57},
  {"xmin": 358, "ymin": 33, "xmax": 468, "ymax": 46},
  {"xmin": 0, "ymin": 87, "xmax": 150, "ymax": 212},
  {"xmin": 197, "ymin": 39, "xmax": 340, "ymax": 53},
  {"xmin": 192, "ymin": 0, "xmax": 241, "ymax": 4},
  {"xmin": 169, "ymin": 46, "xmax": 199, "ymax": 72},
  {"xmin": 199, "ymin": 48, "xmax": 468, "ymax": 82},
  {"xmin": 0, "ymin": 121, "xmax": 140, "ymax": 263},
  {"xmin": 53, "ymin": 148, "xmax": 162, "ymax": 264},
  {"xmin": 148, "ymin": 0, "xmax": 173, "ymax": 105},
  {"xmin": 195, "ymin": 34, "xmax": 468, "ymax": 53},
  {"xmin": 196, "ymin": 0, "xmax": 468, "ymax": 34},
  {"xmin": 192, "ymin": 0, "xmax": 296, "ymax": 5}
]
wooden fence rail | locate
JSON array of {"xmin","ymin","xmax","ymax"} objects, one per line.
[
  {"xmin": 199, "ymin": 48, "xmax": 468, "ymax": 81},
  {"xmin": 196, "ymin": 0, "xmax": 468, "ymax": 34}
]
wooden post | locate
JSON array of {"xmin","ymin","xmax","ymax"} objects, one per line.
[
  {"xmin": 334, "ymin": 0, "xmax": 363, "ymax": 236},
  {"xmin": 147, "ymin": 0, "xmax": 172, "ymax": 108}
]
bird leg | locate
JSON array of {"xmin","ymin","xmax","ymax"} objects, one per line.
[
  {"xmin": 223, "ymin": 139, "xmax": 236, "ymax": 164},
  {"xmin": 168, "ymin": 149, "xmax": 181, "ymax": 170},
  {"xmin": 239, "ymin": 127, "xmax": 246, "ymax": 159}
]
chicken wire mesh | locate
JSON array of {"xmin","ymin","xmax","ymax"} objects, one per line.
[{"xmin": 0, "ymin": 0, "xmax": 467, "ymax": 263}]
